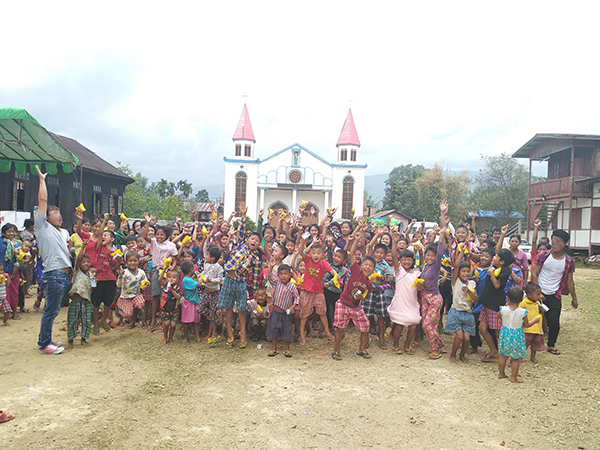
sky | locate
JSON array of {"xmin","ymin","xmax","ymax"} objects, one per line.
[{"xmin": 3, "ymin": 1, "xmax": 600, "ymax": 201}]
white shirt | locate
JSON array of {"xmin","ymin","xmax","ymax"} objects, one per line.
[{"xmin": 537, "ymin": 253, "xmax": 566, "ymax": 296}]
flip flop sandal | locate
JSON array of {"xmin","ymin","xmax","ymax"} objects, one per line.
[
  {"xmin": 404, "ymin": 346, "xmax": 416, "ymax": 355},
  {"xmin": 92, "ymin": 328, "xmax": 100, "ymax": 335},
  {"xmin": 377, "ymin": 340, "xmax": 388, "ymax": 350},
  {"xmin": 547, "ymin": 348, "xmax": 561, "ymax": 355},
  {"xmin": 12, "ymin": 314, "xmax": 21, "ymax": 320},
  {"xmin": 356, "ymin": 350, "xmax": 372, "ymax": 359},
  {"xmin": 390, "ymin": 347, "xmax": 402, "ymax": 354},
  {"xmin": 283, "ymin": 351, "xmax": 292, "ymax": 358},
  {"xmin": 226, "ymin": 341, "xmax": 234, "ymax": 348},
  {"xmin": 268, "ymin": 350, "xmax": 279, "ymax": 357},
  {"xmin": 101, "ymin": 324, "xmax": 111, "ymax": 332},
  {"xmin": 238, "ymin": 342, "xmax": 247, "ymax": 349},
  {"xmin": 331, "ymin": 351, "xmax": 342, "ymax": 361},
  {"xmin": 428, "ymin": 352, "xmax": 442, "ymax": 360},
  {"xmin": 33, "ymin": 302, "xmax": 40, "ymax": 311},
  {"xmin": 0, "ymin": 410, "xmax": 15, "ymax": 423},
  {"xmin": 20, "ymin": 308, "xmax": 30, "ymax": 313}
]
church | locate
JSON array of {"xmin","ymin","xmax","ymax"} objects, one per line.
[{"xmin": 222, "ymin": 105, "xmax": 366, "ymax": 224}]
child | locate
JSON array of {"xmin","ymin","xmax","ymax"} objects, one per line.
[
  {"xmin": 520, "ymin": 282, "xmax": 545, "ymax": 363},
  {"xmin": 266, "ymin": 264, "xmax": 300, "ymax": 357},
  {"xmin": 387, "ymin": 235, "xmax": 421, "ymax": 355},
  {"xmin": 297, "ymin": 238, "xmax": 337, "ymax": 346},
  {"xmin": 161, "ymin": 270, "xmax": 182, "ymax": 344},
  {"xmin": 322, "ymin": 249, "xmax": 349, "ymax": 333},
  {"xmin": 116, "ymin": 251, "xmax": 147, "ymax": 329},
  {"xmin": 91, "ymin": 230, "xmax": 121, "ymax": 333},
  {"xmin": 479, "ymin": 248, "xmax": 515, "ymax": 362},
  {"xmin": 469, "ymin": 247, "xmax": 495, "ymax": 354},
  {"xmin": 445, "ymin": 243, "xmax": 478, "ymax": 363},
  {"xmin": 332, "ymin": 226, "xmax": 375, "ymax": 360},
  {"xmin": 180, "ymin": 260, "xmax": 201, "ymax": 343},
  {"xmin": 420, "ymin": 237, "xmax": 446, "ymax": 360},
  {"xmin": 248, "ymin": 287, "xmax": 269, "ymax": 342},
  {"xmin": 498, "ymin": 287, "xmax": 541, "ymax": 382},
  {"xmin": 0, "ymin": 265, "xmax": 11, "ymax": 326},
  {"xmin": 136, "ymin": 234, "xmax": 153, "ymax": 327},
  {"xmin": 198, "ymin": 245, "xmax": 224, "ymax": 344},
  {"xmin": 67, "ymin": 242, "xmax": 93, "ymax": 348},
  {"xmin": 1, "ymin": 223, "xmax": 20, "ymax": 320},
  {"xmin": 363, "ymin": 241, "xmax": 394, "ymax": 349},
  {"xmin": 217, "ymin": 202, "xmax": 261, "ymax": 348}
]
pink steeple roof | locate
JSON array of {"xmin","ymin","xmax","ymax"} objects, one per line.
[
  {"xmin": 336, "ymin": 108, "xmax": 360, "ymax": 147},
  {"xmin": 232, "ymin": 104, "xmax": 256, "ymax": 142}
]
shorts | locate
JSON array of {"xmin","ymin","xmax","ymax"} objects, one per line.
[
  {"xmin": 266, "ymin": 310, "xmax": 293, "ymax": 342},
  {"xmin": 525, "ymin": 333, "xmax": 545, "ymax": 352},
  {"xmin": 299, "ymin": 291, "xmax": 326, "ymax": 319},
  {"xmin": 91, "ymin": 280, "xmax": 117, "ymax": 308},
  {"xmin": 161, "ymin": 309, "xmax": 179, "ymax": 323},
  {"xmin": 251, "ymin": 317, "xmax": 268, "ymax": 328},
  {"xmin": 444, "ymin": 308, "xmax": 476, "ymax": 336},
  {"xmin": 333, "ymin": 301, "xmax": 370, "ymax": 332},
  {"xmin": 479, "ymin": 305, "xmax": 502, "ymax": 330},
  {"xmin": 217, "ymin": 277, "xmax": 247, "ymax": 312},
  {"xmin": 362, "ymin": 289, "xmax": 388, "ymax": 318},
  {"xmin": 117, "ymin": 294, "xmax": 145, "ymax": 319},
  {"xmin": 151, "ymin": 268, "xmax": 162, "ymax": 297},
  {"xmin": 0, "ymin": 296, "xmax": 12, "ymax": 313}
]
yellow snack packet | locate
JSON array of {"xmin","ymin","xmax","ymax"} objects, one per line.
[
  {"xmin": 120, "ymin": 212, "xmax": 128, "ymax": 224},
  {"xmin": 412, "ymin": 277, "xmax": 424, "ymax": 288},
  {"xmin": 181, "ymin": 235, "xmax": 191, "ymax": 245},
  {"xmin": 75, "ymin": 203, "xmax": 86, "ymax": 214},
  {"xmin": 201, "ymin": 225, "xmax": 207, "ymax": 238}
]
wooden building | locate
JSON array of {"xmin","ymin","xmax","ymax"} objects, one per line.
[
  {"xmin": 513, "ymin": 134, "xmax": 600, "ymax": 254},
  {"xmin": 0, "ymin": 132, "xmax": 134, "ymax": 231}
]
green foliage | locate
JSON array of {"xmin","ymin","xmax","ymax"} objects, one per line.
[
  {"xmin": 470, "ymin": 153, "xmax": 529, "ymax": 226},
  {"xmin": 177, "ymin": 180, "xmax": 193, "ymax": 200},
  {"xmin": 231, "ymin": 217, "xmax": 257, "ymax": 232},
  {"xmin": 382, "ymin": 164, "xmax": 426, "ymax": 219},
  {"xmin": 162, "ymin": 195, "xmax": 190, "ymax": 222},
  {"xmin": 415, "ymin": 164, "xmax": 471, "ymax": 222},
  {"xmin": 196, "ymin": 189, "xmax": 210, "ymax": 203}
]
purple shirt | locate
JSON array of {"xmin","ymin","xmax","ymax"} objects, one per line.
[
  {"xmin": 421, "ymin": 240, "xmax": 444, "ymax": 295},
  {"xmin": 512, "ymin": 249, "xmax": 529, "ymax": 288}
]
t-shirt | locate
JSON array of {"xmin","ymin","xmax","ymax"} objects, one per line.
[
  {"xmin": 117, "ymin": 268, "xmax": 147, "ymax": 298},
  {"xmin": 339, "ymin": 263, "xmax": 373, "ymax": 308},
  {"xmin": 479, "ymin": 266, "xmax": 511, "ymax": 311},
  {"xmin": 89, "ymin": 245, "xmax": 117, "ymax": 281},
  {"xmin": 499, "ymin": 305, "xmax": 527, "ymax": 330},
  {"xmin": 519, "ymin": 298, "xmax": 543, "ymax": 334},
  {"xmin": 537, "ymin": 253, "xmax": 566, "ymax": 296},
  {"xmin": 182, "ymin": 276, "xmax": 200, "ymax": 305},
  {"xmin": 472, "ymin": 266, "xmax": 490, "ymax": 314},
  {"xmin": 163, "ymin": 284, "xmax": 181, "ymax": 312},
  {"xmin": 150, "ymin": 237, "xmax": 178, "ymax": 271},
  {"xmin": 302, "ymin": 258, "xmax": 332, "ymax": 293},
  {"xmin": 35, "ymin": 211, "xmax": 71, "ymax": 273},
  {"xmin": 69, "ymin": 268, "xmax": 91, "ymax": 301},
  {"xmin": 451, "ymin": 279, "xmax": 477, "ymax": 312}
]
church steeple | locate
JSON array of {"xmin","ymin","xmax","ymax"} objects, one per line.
[
  {"xmin": 336, "ymin": 109, "xmax": 360, "ymax": 164},
  {"xmin": 232, "ymin": 104, "xmax": 256, "ymax": 159}
]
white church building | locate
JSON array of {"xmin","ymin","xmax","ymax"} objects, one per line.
[{"xmin": 222, "ymin": 105, "xmax": 366, "ymax": 224}]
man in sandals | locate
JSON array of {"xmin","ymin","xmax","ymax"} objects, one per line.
[
  {"xmin": 34, "ymin": 165, "xmax": 71, "ymax": 355},
  {"xmin": 530, "ymin": 229, "xmax": 578, "ymax": 355},
  {"xmin": 332, "ymin": 224, "xmax": 376, "ymax": 361}
]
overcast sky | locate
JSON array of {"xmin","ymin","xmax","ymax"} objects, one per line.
[{"xmin": 2, "ymin": 2, "xmax": 599, "ymax": 199}]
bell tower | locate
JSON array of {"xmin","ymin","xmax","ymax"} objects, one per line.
[
  {"xmin": 336, "ymin": 108, "xmax": 360, "ymax": 164},
  {"xmin": 232, "ymin": 104, "xmax": 256, "ymax": 159}
]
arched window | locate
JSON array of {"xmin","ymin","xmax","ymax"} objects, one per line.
[
  {"xmin": 342, "ymin": 176, "xmax": 354, "ymax": 220},
  {"xmin": 235, "ymin": 171, "xmax": 247, "ymax": 213}
]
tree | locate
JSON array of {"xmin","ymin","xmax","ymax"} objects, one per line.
[
  {"xmin": 177, "ymin": 180, "xmax": 193, "ymax": 200},
  {"xmin": 196, "ymin": 189, "xmax": 210, "ymax": 203},
  {"xmin": 470, "ymin": 153, "xmax": 529, "ymax": 225},
  {"xmin": 117, "ymin": 163, "xmax": 164, "ymax": 219},
  {"xmin": 156, "ymin": 179, "xmax": 176, "ymax": 198},
  {"xmin": 382, "ymin": 164, "xmax": 426, "ymax": 219},
  {"xmin": 415, "ymin": 164, "xmax": 470, "ymax": 222},
  {"xmin": 162, "ymin": 194, "xmax": 189, "ymax": 221}
]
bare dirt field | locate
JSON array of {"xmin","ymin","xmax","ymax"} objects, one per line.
[{"xmin": 1, "ymin": 269, "xmax": 599, "ymax": 450}]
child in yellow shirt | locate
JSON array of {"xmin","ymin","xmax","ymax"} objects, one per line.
[{"xmin": 520, "ymin": 282, "xmax": 545, "ymax": 364}]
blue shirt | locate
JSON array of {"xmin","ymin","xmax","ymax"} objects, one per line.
[
  {"xmin": 182, "ymin": 276, "xmax": 200, "ymax": 305},
  {"xmin": 472, "ymin": 266, "xmax": 489, "ymax": 314}
]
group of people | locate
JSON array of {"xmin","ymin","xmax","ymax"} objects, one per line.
[{"xmin": 1, "ymin": 165, "xmax": 578, "ymax": 384}]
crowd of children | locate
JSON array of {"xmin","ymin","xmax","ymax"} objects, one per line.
[{"xmin": 1, "ymin": 196, "xmax": 578, "ymax": 383}]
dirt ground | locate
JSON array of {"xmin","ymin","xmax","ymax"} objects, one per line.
[{"xmin": 1, "ymin": 270, "xmax": 599, "ymax": 450}]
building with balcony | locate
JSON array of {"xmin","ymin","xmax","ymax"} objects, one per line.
[{"xmin": 513, "ymin": 133, "xmax": 600, "ymax": 254}]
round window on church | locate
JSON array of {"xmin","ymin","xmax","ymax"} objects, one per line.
[{"xmin": 288, "ymin": 170, "xmax": 302, "ymax": 184}]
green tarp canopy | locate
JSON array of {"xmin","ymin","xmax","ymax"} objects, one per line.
[{"xmin": 0, "ymin": 105, "xmax": 79, "ymax": 174}]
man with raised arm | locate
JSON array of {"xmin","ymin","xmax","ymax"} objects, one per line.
[{"xmin": 34, "ymin": 165, "xmax": 71, "ymax": 355}]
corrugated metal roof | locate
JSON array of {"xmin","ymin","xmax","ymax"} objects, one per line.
[
  {"xmin": 50, "ymin": 132, "xmax": 133, "ymax": 182},
  {"xmin": 512, "ymin": 133, "xmax": 600, "ymax": 159},
  {"xmin": 336, "ymin": 109, "xmax": 361, "ymax": 147},
  {"xmin": 196, "ymin": 202, "xmax": 216, "ymax": 212},
  {"xmin": 232, "ymin": 104, "xmax": 256, "ymax": 142}
]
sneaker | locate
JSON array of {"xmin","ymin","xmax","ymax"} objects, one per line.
[
  {"xmin": 39, "ymin": 344, "xmax": 64, "ymax": 355},
  {"xmin": 37, "ymin": 341, "xmax": 63, "ymax": 349}
]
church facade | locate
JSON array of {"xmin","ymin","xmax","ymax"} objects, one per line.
[{"xmin": 222, "ymin": 105, "xmax": 366, "ymax": 224}]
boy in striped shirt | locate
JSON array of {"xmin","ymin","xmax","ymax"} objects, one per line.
[{"xmin": 266, "ymin": 263, "xmax": 300, "ymax": 357}]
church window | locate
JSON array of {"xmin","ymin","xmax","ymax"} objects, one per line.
[
  {"xmin": 245, "ymin": 145, "xmax": 252, "ymax": 157},
  {"xmin": 235, "ymin": 144, "xmax": 241, "ymax": 157},
  {"xmin": 342, "ymin": 176, "xmax": 354, "ymax": 220},
  {"xmin": 350, "ymin": 149, "xmax": 357, "ymax": 162},
  {"xmin": 235, "ymin": 171, "xmax": 247, "ymax": 213},
  {"xmin": 340, "ymin": 149, "xmax": 347, "ymax": 161}
]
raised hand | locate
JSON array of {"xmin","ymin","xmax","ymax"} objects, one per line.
[
  {"xmin": 238, "ymin": 202, "xmax": 248, "ymax": 216},
  {"xmin": 144, "ymin": 212, "xmax": 150, "ymax": 221},
  {"xmin": 258, "ymin": 209, "xmax": 264, "ymax": 219},
  {"xmin": 35, "ymin": 165, "xmax": 47, "ymax": 180},
  {"xmin": 501, "ymin": 224, "xmax": 508, "ymax": 234},
  {"xmin": 440, "ymin": 200, "xmax": 449, "ymax": 215},
  {"xmin": 104, "ymin": 212, "xmax": 110, "ymax": 220},
  {"xmin": 533, "ymin": 219, "xmax": 542, "ymax": 228}
]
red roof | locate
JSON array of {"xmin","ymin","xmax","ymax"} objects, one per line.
[
  {"xmin": 336, "ymin": 109, "xmax": 360, "ymax": 147},
  {"xmin": 196, "ymin": 203, "xmax": 216, "ymax": 212},
  {"xmin": 232, "ymin": 104, "xmax": 256, "ymax": 142}
]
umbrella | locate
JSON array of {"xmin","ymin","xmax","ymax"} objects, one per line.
[{"xmin": 0, "ymin": 105, "xmax": 79, "ymax": 174}]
